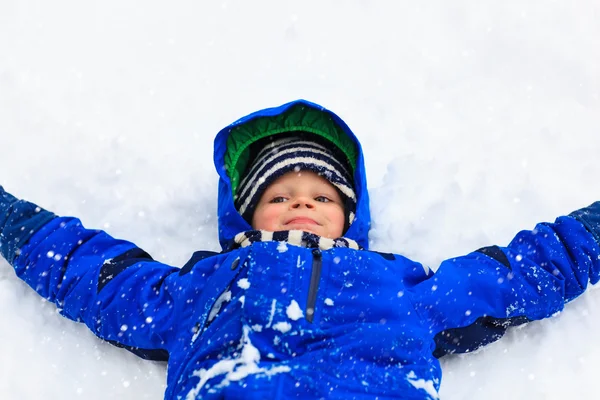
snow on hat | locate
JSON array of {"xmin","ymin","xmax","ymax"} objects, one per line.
[{"xmin": 235, "ymin": 134, "xmax": 356, "ymax": 227}]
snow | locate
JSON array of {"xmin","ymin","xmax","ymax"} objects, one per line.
[
  {"xmin": 277, "ymin": 242, "xmax": 288, "ymax": 253},
  {"xmin": 407, "ymin": 371, "xmax": 440, "ymax": 400},
  {"xmin": 0, "ymin": 1, "xmax": 599, "ymax": 399},
  {"xmin": 271, "ymin": 322, "xmax": 292, "ymax": 334},
  {"xmin": 206, "ymin": 290, "xmax": 232, "ymax": 323},
  {"xmin": 265, "ymin": 299, "xmax": 277, "ymax": 328},
  {"xmin": 237, "ymin": 278, "xmax": 250, "ymax": 289},
  {"xmin": 286, "ymin": 300, "xmax": 304, "ymax": 321},
  {"xmin": 186, "ymin": 326, "xmax": 289, "ymax": 398}
]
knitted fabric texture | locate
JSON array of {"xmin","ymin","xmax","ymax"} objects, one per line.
[
  {"xmin": 234, "ymin": 135, "xmax": 356, "ymax": 225},
  {"xmin": 231, "ymin": 229, "xmax": 362, "ymax": 251}
]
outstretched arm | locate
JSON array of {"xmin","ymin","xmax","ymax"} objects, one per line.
[
  {"xmin": 0, "ymin": 186, "xmax": 182, "ymax": 359},
  {"xmin": 410, "ymin": 202, "xmax": 600, "ymax": 356}
]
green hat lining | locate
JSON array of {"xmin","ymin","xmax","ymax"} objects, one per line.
[{"xmin": 225, "ymin": 104, "xmax": 358, "ymax": 197}]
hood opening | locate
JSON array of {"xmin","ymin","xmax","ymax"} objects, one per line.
[
  {"xmin": 213, "ymin": 99, "xmax": 371, "ymax": 250},
  {"xmin": 224, "ymin": 103, "xmax": 358, "ymax": 198}
]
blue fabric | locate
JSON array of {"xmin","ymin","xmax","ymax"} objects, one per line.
[
  {"xmin": 2, "ymin": 101, "xmax": 600, "ymax": 399},
  {"xmin": 0, "ymin": 186, "xmax": 55, "ymax": 264},
  {"xmin": 570, "ymin": 201, "xmax": 600, "ymax": 243}
]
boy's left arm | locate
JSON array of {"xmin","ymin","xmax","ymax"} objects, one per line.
[{"xmin": 410, "ymin": 201, "xmax": 600, "ymax": 356}]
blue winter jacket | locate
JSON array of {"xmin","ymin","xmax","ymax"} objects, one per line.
[{"xmin": 2, "ymin": 99, "xmax": 600, "ymax": 400}]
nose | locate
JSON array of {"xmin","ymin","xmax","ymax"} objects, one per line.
[{"xmin": 291, "ymin": 197, "xmax": 315, "ymax": 209}]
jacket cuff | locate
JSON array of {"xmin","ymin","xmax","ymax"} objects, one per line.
[
  {"xmin": 569, "ymin": 201, "xmax": 600, "ymax": 244},
  {"xmin": 0, "ymin": 186, "xmax": 19, "ymax": 235},
  {"xmin": 0, "ymin": 189, "xmax": 55, "ymax": 264},
  {"xmin": 0, "ymin": 186, "xmax": 18, "ymax": 212}
]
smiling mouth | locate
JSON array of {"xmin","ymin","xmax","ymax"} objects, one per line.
[{"xmin": 286, "ymin": 217, "xmax": 319, "ymax": 226}]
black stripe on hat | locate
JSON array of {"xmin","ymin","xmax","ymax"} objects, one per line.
[
  {"xmin": 237, "ymin": 156, "xmax": 356, "ymax": 219},
  {"xmin": 237, "ymin": 139, "xmax": 351, "ymax": 202},
  {"xmin": 234, "ymin": 134, "xmax": 357, "ymax": 229}
]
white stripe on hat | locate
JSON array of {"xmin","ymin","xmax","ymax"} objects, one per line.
[
  {"xmin": 238, "ymin": 156, "xmax": 356, "ymax": 216},
  {"xmin": 243, "ymin": 139, "xmax": 335, "ymax": 178},
  {"xmin": 237, "ymin": 141, "xmax": 350, "ymax": 202},
  {"xmin": 238, "ymin": 140, "xmax": 329, "ymax": 195}
]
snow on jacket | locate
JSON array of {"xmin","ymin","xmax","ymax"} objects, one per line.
[{"xmin": 2, "ymin": 99, "xmax": 600, "ymax": 400}]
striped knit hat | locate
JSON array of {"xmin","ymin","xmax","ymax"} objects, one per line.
[{"xmin": 234, "ymin": 134, "xmax": 356, "ymax": 227}]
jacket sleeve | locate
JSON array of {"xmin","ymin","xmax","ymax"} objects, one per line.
[
  {"xmin": 410, "ymin": 202, "xmax": 600, "ymax": 356},
  {"xmin": 0, "ymin": 186, "xmax": 182, "ymax": 360}
]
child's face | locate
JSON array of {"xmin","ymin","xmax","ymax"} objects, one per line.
[{"xmin": 251, "ymin": 170, "xmax": 346, "ymax": 238}]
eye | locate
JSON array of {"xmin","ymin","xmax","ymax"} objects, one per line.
[
  {"xmin": 270, "ymin": 196, "xmax": 288, "ymax": 204},
  {"xmin": 315, "ymin": 196, "xmax": 331, "ymax": 203}
]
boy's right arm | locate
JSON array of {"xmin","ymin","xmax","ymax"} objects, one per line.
[{"xmin": 0, "ymin": 186, "xmax": 183, "ymax": 359}]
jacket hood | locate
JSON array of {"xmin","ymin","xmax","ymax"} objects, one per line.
[{"xmin": 213, "ymin": 99, "xmax": 371, "ymax": 250}]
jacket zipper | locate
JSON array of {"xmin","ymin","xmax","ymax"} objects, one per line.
[{"xmin": 306, "ymin": 249, "xmax": 322, "ymax": 323}]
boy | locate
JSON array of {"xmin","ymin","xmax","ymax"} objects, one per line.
[{"xmin": 1, "ymin": 99, "xmax": 600, "ymax": 400}]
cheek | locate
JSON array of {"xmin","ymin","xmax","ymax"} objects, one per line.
[
  {"xmin": 252, "ymin": 205, "xmax": 283, "ymax": 230},
  {"xmin": 327, "ymin": 206, "xmax": 346, "ymax": 231}
]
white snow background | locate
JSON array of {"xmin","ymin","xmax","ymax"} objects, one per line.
[{"xmin": 1, "ymin": 1, "xmax": 599, "ymax": 399}]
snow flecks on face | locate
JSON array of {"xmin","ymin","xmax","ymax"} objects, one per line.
[
  {"xmin": 277, "ymin": 242, "xmax": 288, "ymax": 253},
  {"xmin": 406, "ymin": 371, "xmax": 439, "ymax": 399},
  {"xmin": 286, "ymin": 300, "xmax": 304, "ymax": 321},
  {"xmin": 272, "ymin": 321, "xmax": 292, "ymax": 333},
  {"xmin": 324, "ymin": 298, "xmax": 334, "ymax": 306},
  {"xmin": 251, "ymin": 324, "xmax": 263, "ymax": 332},
  {"xmin": 186, "ymin": 325, "xmax": 290, "ymax": 399},
  {"xmin": 344, "ymin": 282, "xmax": 353, "ymax": 288},
  {"xmin": 239, "ymin": 295, "xmax": 245, "ymax": 306},
  {"xmin": 237, "ymin": 278, "xmax": 250, "ymax": 289},
  {"xmin": 266, "ymin": 299, "xmax": 277, "ymax": 328},
  {"xmin": 207, "ymin": 290, "xmax": 232, "ymax": 323}
]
